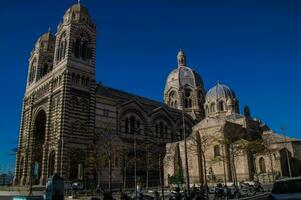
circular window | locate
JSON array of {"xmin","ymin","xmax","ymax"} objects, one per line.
[
  {"xmin": 185, "ymin": 91, "xmax": 191, "ymax": 97},
  {"xmin": 170, "ymin": 91, "xmax": 176, "ymax": 99}
]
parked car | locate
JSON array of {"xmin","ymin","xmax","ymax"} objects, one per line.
[{"xmin": 267, "ymin": 176, "xmax": 301, "ymax": 200}]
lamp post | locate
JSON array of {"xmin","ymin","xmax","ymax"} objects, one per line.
[
  {"xmin": 180, "ymin": 86, "xmax": 190, "ymax": 196},
  {"xmin": 133, "ymin": 126, "xmax": 141, "ymax": 198},
  {"xmin": 134, "ymin": 128, "xmax": 137, "ymax": 198}
]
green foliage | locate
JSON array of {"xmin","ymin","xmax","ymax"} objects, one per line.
[
  {"xmin": 137, "ymin": 176, "xmax": 145, "ymax": 187},
  {"xmin": 168, "ymin": 166, "xmax": 184, "ymax": 185},
  {"xmin": 246, "ymin": 140, "xmax": 265, "ymax": 154},
  {"xmin": 168, "ymin": 145, "xmax": 184, "ymax": 185}
]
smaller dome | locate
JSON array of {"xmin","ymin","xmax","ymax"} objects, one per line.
[
  {"xmin": 38, "ymin": 31, "xmax": 55, "ymax": 42},
  {"xmin": 206, "ymin": 83, "xmax": 236, "ymax": 102},
  {"xmin": 34, "ymin": 31, "xmax": 55, "ymax": 52}
]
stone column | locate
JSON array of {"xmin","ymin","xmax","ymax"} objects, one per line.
[
  {"xmin": 39, "ymin": 83, "xmax": 53, "ymax": 185},
  {"xmin": 58, "ymin": 70, "xmax": 69, "ymax": 180},
  {"xmin": 13, "ymin": 150, "xmax": 21, "ymax": 185},
  {"xmin": 39, "ymin": 144, "xmax": 49, "ymax": 185},
  {"xmin": 85, "ymin": 79, "xmax": 97, "ymax": 183},
  {"xmin": 13, "ymin": 99, "xmax": 27, "ymax": 185},
  {"xmin": 20, "ymin": 96, "xmax": 34, "ymax": 185}
]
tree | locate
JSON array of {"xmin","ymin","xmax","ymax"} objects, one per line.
[
  {"xmin": 92, "ymin": 121, "xmax": 123, "ymax": 191},
  {"xmin": 139, "ymin": 137, "xmax": 169, "ymax": 189},
  {"xmin": 168, "ymin": 143, "xmax": 184, "ymax": 185},
  {"xmin": 216, "ymin": 137, "xmax": 253, "ymax": 185},
  {"xmin": 121, "ymin": 146, "xmax": 135, "ymax": 190},
  {"xmin": 188, "ymin": 130, "xmax": 215, "ymax": 186}
]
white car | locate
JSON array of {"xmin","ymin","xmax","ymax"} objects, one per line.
[{"xmin": 267, "ymin": 176, "xmax": 301, "ymax": 200}]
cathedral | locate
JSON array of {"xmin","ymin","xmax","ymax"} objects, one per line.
[
  {"xmin": 14, "ymin": 2, "xmax": 301, "ymax": 189},
  {"xmin": 13, "ymin": 2, "xmax": 195, "ymax": 187}
]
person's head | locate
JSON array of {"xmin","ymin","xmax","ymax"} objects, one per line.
[{"xmin": 175, "ymin": 187, "xmax": 180, "ymax": 192}]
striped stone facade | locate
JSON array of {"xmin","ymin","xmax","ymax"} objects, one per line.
[{"xmin": 13, "ymin": 3, "xmax": 195, "ymax": 187}]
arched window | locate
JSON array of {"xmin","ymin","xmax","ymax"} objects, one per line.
[
  {"xmin": 189, "ymin": 99, "xmax": 192, "ymax": 107},
  {"xmin": 170, "ymin": 101, "xmax": 174, "ymax": 107},
  {"xmin": 214, "ymin": 145, "xmax": 220, "ymax": 157},
  {"xmin": 57, "ymin": 32, "xmax": 67, "ymax": 63},
  {"xmin": 74, "ymin": 39, "xmax": 81, "ymax": 58},
  {"xmin": 210, "ymin": 103, "xmax": 215, "ymax": 112},
  {"xmin": 169, "ymin": 91, "xmax": 177, "ymax": 108},
  {"xmin": 73, "ymin": 32, "xmax": 90, "ymax": 61},
  {"xmin": 136, "ymin": 120, "xmax": 141, "ymax": 134},
  {"xmin": 72, "ymin": 73, "xmax": 76, "ymax": 83},
  {"xmin": 205, "ymin": 105, "xmax": 209, "ymax": 114},
  {"xmin": 29, "ymin": 59, "xmax": 37, "ymax": 84},
  {"xmin": 184, "ymin": 99, "xmax": 189, "ymax": 108},
  {"xmin": 81, "ymin": 41, "xmax": 88, "ymax": 60},
  {"xmin": 184, "ymin": 90, "xmax": 192, "ymax": 108},
  {"xmin": 40, "ymin": 61, "xmax": 52, "ymax": 78},
  {"xmin": 125, "ymin": 118, "xmax": 129, "ymax": 134},
  {"xmin": 81, "ymin": 75, "xmax": 86, "ymax": 85},
  {"xmin": 130, "ymin": 116, "xmax": 135, "ymax": 134},
  {"xmin": 76, "ymin": 74, "xmax": 80, "ymax": 84},
  {"xmin": 259, "ymin": 157, "xmax": 266, "ymax": 173},
  {"xmin": 219, "ymin": 101, "xmax": 224, "ymax": 111},
  {"xmin": 159, "ymin": 122, "xmax": 164, "ymax": 138}
]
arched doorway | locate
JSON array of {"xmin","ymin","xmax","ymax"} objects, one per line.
[
  {"xmin": 259, "ymin": 157, "xmax": 266, "ymax": 173},
  {"xmin": 32, "ymin": 110, "xmax": 47, "ymax": 184},
  {"xmin": 48, "ymin": 151, "xmax": 55, "ymax": 177},
  {"xmin": 280, "ymin": 148, "xmax": 292, "ymax": 177}
]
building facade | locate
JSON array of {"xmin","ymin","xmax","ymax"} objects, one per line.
[
  {"xmin": 164, "ymin": 83, "xmax": 301, "ymax": 185},
  {"xmin": 14, "ymin": 2, "xmax": 301, "ymax": 188},
  {"xmin": 13, "ymin": 2, "xmax": 195, "ymax": 187}
]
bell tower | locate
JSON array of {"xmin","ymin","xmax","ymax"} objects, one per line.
[
  {"xmin": 14, "ymin": 2, "xmax": 97, "ymax": 186},
  {"xmin": 26, "ymin": 30, "xmax": 55, "ymax": 88},
  {"xmin": 51, "ymin": 1, "xmax": 97, "ymax": 182}
]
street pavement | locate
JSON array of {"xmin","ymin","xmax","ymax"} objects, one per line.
[
  {"xmin": 241, "ymin": 192, "xmax": 270, "ymax": 200},
  {"xmin": 0, "ymin": 196, "xmax": 13, "ymax": 200},
  {"xmin": 0, "ymin": 193, "xmax": 270, "ymax": 200}
]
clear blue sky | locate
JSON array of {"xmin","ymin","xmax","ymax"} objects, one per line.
[{"xmin": 0, "ymin": 0, "xmax": 301, "ymax": 171}]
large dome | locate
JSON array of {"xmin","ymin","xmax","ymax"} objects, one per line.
[
  {"xmin": 164, "ymin": 66, "xmax": 204, "ymax": 91},
  {"xmin": 205, "ymin": 83, "xmax": 236, "ymax": 102},
  {"xmin": 164, "ymin": 49, "xmax": 205, "ymax": 120},
  {"xmin": 164, "ymin": 49, "xmax": 204, "ymax": 92}
]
